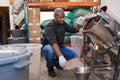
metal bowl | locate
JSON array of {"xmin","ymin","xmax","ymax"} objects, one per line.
[{"xmin": 71, "ymin": 67, "xmax": 91, "ymax": 80}]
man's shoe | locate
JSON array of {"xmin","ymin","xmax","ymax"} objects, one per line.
[
  {"xmin": 48, "ymin": 68, "xmax": 56, "ymax": 77},
  {"xmin": 54, "ymin": 58, "xmax": 63, "ymax": 70},
  {"xmin": 55, "ymin": 63, "xmax": 63, "ymax": 70}
]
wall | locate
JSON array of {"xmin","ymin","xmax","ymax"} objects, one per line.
[
  {"xmin": 101, "ymin": 0, "xmax": 120, "ymax": 23},
  {"xmin": 0, "ymin": 0, "xmax": 9, "ymax": 6},
  {"xmin": 40, "ymin": 12, "xmax": 69, "ymax": 23}
]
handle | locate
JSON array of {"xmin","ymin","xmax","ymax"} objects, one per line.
[{"xmin": 14, "ymin": 59, "xmax": 31, "ymax": 69}]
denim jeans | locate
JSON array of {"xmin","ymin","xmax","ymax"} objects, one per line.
[{"xmin": 41, "ymin": 45, "xmax": 77, "ymax": 69}]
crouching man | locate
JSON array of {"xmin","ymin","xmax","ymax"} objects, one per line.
[{"xmin": 41, "ymin": 8, "xmax": 82, "ymax": 77}]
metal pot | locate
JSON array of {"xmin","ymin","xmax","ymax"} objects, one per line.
[
  {"xmin": 87, "ymin": 19, "xmax": 118, "ymax": 48},
  {"xmin": 71, "ymin": 67, "xmax": 91, "ymax": 80}
]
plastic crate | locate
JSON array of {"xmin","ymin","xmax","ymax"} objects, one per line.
[
  {"xmin": 7, "ymin": 37, "xmax": 26, "ymax": 44},
  {"xmin": 70, "ymin": 35, "xmax": 83, "ymax": 57}
]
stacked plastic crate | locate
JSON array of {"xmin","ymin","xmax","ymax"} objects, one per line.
[{"xmin": 70, "ymin": 34, "xmax": 83, "ymax": 57}]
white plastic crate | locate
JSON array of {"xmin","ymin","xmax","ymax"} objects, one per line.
[
  {"xmin": 70, "ymin": 35, "xmax": 83, "ymax": 47},
  {"xmin": 70, "ymin": 35, "xmax": 83, "ymax": 57}
]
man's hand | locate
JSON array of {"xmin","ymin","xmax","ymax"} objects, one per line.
[
  {"xmin": 77, "ymin": 16, "xmax": 85, "ymax": 25},
  {"xmin": 59, "ymin": 55, "xmax": 66, "ymax": 68}
]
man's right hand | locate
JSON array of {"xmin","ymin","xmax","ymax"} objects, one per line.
[
  {"xmin": 77, "ymin": 16, "xmax": 85, "ymax": 25},
  {"xmin": 59, "ymin": 55, "xmax": 66, "ymax": 68}
]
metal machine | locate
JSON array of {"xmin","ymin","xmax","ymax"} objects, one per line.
[{"xmin": 82, "ymin": 6, "xmax": 120, "ymax": 80}]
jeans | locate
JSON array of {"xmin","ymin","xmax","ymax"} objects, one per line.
[{"xmin": 41, "ymin": 45, "xmax": 77, "ymax": 69}]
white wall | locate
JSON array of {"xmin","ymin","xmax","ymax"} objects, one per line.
[
  {"xmin": 101, "ymin": 0, "xmax": 120, "ymax": 23},
  {"xmin": 40, "ymin": 12, "xmax": 69, "ymax": 23},
  {"xmin": 40, "ymin": 12, "xmax": 54, "ymax": 23},
  {"xmin": 0, "ymin": 0, "xmax": 9, "ymax": 6}
]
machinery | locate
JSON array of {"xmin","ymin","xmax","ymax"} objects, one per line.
[{"xmin": 81, "ymin": 6, "xmax": 120, "ymax": 80}]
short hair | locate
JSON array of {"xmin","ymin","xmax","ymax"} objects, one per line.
[{"xmin": 54, "ymin": 8, "xmax": 64, "ymax": 16}]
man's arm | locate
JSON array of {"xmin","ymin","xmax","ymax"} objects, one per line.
[
  {"xmin": 52, "ymin": 43, "xmax": 66, "ymax": 68},
  {"xmin": 52, "ymin": 43, "xmax": 62, "ymax": 57}
]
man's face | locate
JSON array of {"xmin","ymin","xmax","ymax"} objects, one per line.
[{"xmin": 54, "ymin": 12, "xmax": 65, "ymax": 24}]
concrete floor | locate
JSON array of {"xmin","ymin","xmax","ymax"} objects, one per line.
[
  {"xmin": 39, "ymin": 56, "xmax": 117, "ymax": 80},
  {"xmin": 40, "ymin": 57, "xmax": 84, "ymax": 80},
  {"xmin": 28, "ymin": 46, "xmax": 120, "ymax": 80}
]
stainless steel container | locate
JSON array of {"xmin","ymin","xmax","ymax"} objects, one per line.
[
  {"xmin": 71, "ymin": 67, "xmax": 91, "ymax": 80},
  {"xmin": 87, "ymin": 19, "xmax": 118, "ymax": 48}
]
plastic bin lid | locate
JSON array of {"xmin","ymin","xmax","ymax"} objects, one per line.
[
  {"xmin": 0, "ymin": 46, "xmax": 26, "ymax": 59},
  {"xmin": 0, "ymin": 45, "xmax": 32, "ymax": 65}
]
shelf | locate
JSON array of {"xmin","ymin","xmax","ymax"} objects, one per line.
[{"xmin": 27, "ymin": 2, "xmax": 101, "ymax": 11}]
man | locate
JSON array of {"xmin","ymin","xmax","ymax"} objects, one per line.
[{"xmin": 41, "ymin": 8, "xmax": 82, "ymax": 77}]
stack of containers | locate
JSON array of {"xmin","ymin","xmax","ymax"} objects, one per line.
[
  {"xmin": 27, "ymin": 8, "xmax": 41, "ymax": 43},
  {"xmin": 70, "ymin": 35, "xmax": 83, "ymax": 57}
]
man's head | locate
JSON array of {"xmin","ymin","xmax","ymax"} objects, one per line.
[{"xmin": 54, "ymin": 8, "xmax": 65, "ymax": 24}]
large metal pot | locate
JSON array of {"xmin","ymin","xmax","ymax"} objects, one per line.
[{"xmin": 87, "ymin": 19, "xmax": 118, "ymax": 48}]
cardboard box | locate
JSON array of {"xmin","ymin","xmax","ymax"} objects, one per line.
[
  {"xmin": 29, "ymin": 30, "xmax": 41, "ymax": 38},
  {"xmin": 28, "ymin": 17, "xmax": 40, "ymax": 23},
  {"xmin": 29, "ymin": 38, "xmax": 41, "ymax": 43},
  {"xmin": 28, "ymin": 23, "xmax": 40, "ymax": 31},
  {"xmin": 28, "ymin": 8, "xmax": 40, "ymax": 23},
  {"xmin": 28, "ymin": 8, "xmax": 40, "ymax": 17}
]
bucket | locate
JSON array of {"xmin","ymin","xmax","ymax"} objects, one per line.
[
  {"xmin": 0, "ymin": 46, "xmax": 32, "ymax": 80},
  {"xmin": 71, "ymin": 67, "xmax": 91, "ymax": 80},
  {"xmin": 4, "ymin": 43, "xmax": 42, "ymax": 80}
]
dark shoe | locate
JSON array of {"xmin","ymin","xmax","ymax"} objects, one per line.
[
  {"xmin": 48, "ymin": 68, "xmax": 56, "ymax": 77},
  {"xmin": 54, "ymin": 58, "xmax": 63, "ymax": 70},
  {"xmin": 55, "ymin": 63, "xmax": 63, "ymax": 70}
]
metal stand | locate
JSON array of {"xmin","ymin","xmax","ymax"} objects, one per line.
[{"xmin": 113, "ymin": 46, "xmax": 120, "ymax": 80}]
